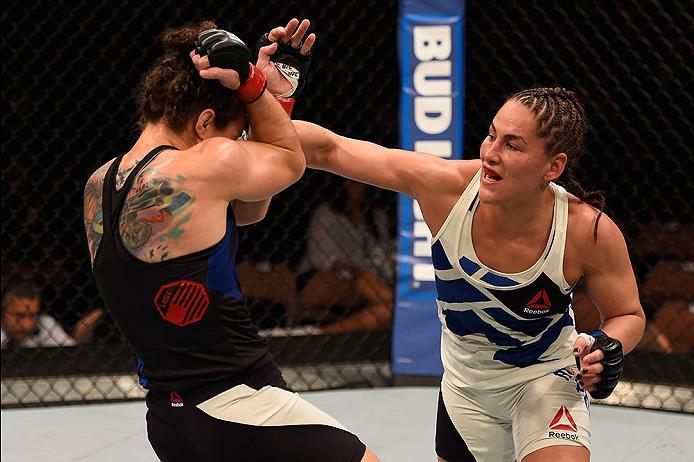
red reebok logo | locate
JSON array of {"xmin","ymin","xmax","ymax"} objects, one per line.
[
  {"xmin": 526, "ymin": 288, "xmax": 551, "ymax": 309},
  {"xmin": 170, "ymin": 391, "xmax": 184, "ymax": 408},
  {"xmin": 548, "ymin": 406, "xmax": 577, "ymax": 432}
]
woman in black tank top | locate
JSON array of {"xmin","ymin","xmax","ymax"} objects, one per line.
[{"xmin": 84, "ymin": 20, "xmax": 380, "ymax": 462}]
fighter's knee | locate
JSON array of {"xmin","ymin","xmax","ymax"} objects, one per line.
[{"xmin": 361, "ymin": 447, "xmax": 382, "ymax": 462}]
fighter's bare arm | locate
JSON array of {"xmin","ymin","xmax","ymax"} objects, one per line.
[
  {"xmin": 575, "ymin": 209, "xmax": 646, "ymax": 354},
  {"xmin": 197, "ymin": 133, "xmax": 304, "ymax": 203},
  {"xmin": 230, "ymin": 199, "xmax": 271, "ymax": 226},
  {"xmin": 294, "ymin": 120, "xmax": 479, "ymax": 234},
  {"xmin": 294, "ymin": 120, "xmax": 478, "ymax": 198},
  {"xmin": 192, "ymin": 43, "xmax": 306, "ymax": 204},
  {"xmin": 83, "ymin": 160, "xmax": 114, "ymax": 263},
  {"xmin": 228, "ymin": 19, "xmax": 316, "ymax": 227}
]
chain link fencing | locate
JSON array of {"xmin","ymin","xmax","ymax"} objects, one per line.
[
  {"xmin": 2, "ymin": 0, "xmax": 692, "ymax": 412},
  {"xmin": 462, "ymin": 0, "xmax": 693, "ymax": 413}
]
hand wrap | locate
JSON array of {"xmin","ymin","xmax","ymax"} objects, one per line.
[{"xmin": 276, "ymin": 97, "xmax": 295, "ymax": 116}]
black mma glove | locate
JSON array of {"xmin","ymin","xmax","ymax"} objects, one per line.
[
  {"xmin": 195, "ymin": 29, "xmax": 267, "ymax": 103},
  {"xmin": 255, "ymin": 32, "xmax": 312, "ymax": 98},
  {"xmin": 196, "ymin": 29, "xmax": 252, "ymax": 82},
  {"xmin": 581, "ymin": 330, "xmax": 624, "ymax": 399}
]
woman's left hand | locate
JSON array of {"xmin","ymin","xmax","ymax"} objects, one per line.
[{"xmin": 257, "ymin": 18, "xmax": 315, "ymax": 96}]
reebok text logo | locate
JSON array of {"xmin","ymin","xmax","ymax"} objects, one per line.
[{"xmin": 548, "ymin": 405, "xmax": 579, "ymax": 441}]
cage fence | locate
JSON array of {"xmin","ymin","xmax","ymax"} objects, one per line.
[{"xmin": 2, "ymin": 0, "xmax": 692, "ymax": 411}]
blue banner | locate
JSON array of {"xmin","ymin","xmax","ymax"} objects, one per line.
[{"xmin": 393, "ymin": 0, "xmax": 465, "ymax": 376}]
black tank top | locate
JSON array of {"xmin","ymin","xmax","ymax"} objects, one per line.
[{"xmin": 92, "ymin": 146, "xmax": 283, "ymax": 392}]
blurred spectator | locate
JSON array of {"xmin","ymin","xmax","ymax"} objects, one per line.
[
  {"xmin": 296, "ymin": 180, "xmax": 394, "ymax": 333},
  {"xmin": 639, "ymin": 259, "xmax": 694, "ymax": 353},
  {"xmin": 573, "ymin": 261, "xmax": 694, "ymax": 354},
  {"xmin": 640, "ymin": 300, "xmax": 694, "ymax": 354},
  {"xmin": 236, "ymin": 260, "xmax": 297, "ymax": 330},
  {"xmin": 1, "ymin": 279, "xmax": 103, "ymax": 348},
  {"xmin": 298, "ymin": 180, "xmax": 394, "ymax": 282},
  {"xmin": 628, "ymin": 222, "xmax": 694, "ymax": 353}
]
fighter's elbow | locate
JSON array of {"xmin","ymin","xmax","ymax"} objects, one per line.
[
  {"xmin": 287, "ymin": 149, "xmax": 307, "ymax": 181},
  {"xmin": 237, "ymin": 213, "xmax": 266, "ymax": 226},
  {"xmin": 296, "ymin": 122, "xmax": 337, "ymax": 168},
  {"xmin": 636, "ymin": 309, "xmax": 647, "ymax": 335}
]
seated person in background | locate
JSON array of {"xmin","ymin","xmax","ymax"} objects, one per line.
[
  {"xmin": 641, "ymin": 299, "xmax": 694, "ymax": 353},
  {"xmin": 296, "ymin": 180, "xmax": 394, "ymax": 333},
  {"xmin": 236, "ymin": 260, "xmax": 297, "ymax": 330},
  {"xmin": 1, "ymin": 279, "xmax": 103, "ymax": 348},
  {"xmin": 574, "ymin": 266, "xmax": 694, "ymax": 354},
  {"xmin": 639, "ymin": 259, "xmax": 694, "ymax": 353},
  {"xmin": 631, "ymin": 223, "xmax": 694, "ymax": 353}
]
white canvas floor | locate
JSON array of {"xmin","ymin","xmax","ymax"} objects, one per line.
[{"xmin": 2, "ymin": 387, "xmax": 692, "ymax": 461}]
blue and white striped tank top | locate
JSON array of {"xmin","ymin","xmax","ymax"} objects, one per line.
[{"xmin": 432, "ymin": 169, "xmax": 578, "ymax": 389}]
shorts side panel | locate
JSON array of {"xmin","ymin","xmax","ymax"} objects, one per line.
[
  {"xmin": 441, "ymin": 382, "xmax": 515, "ymax": 462},
  {"xmin": 146, "ymin": 385, "xmax": 365, "ymax": 462},
  {"xmin": 197, "ymin": 384, "xmax": 347, "ymax": 429},
  {"xmin": 435, "ymin": 389, "xmax": 477, "ymax": 462}
]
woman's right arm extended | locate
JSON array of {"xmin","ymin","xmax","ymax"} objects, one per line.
[{"xmin": 294, "ymin": 120, "xmax": 477, "ymax": 199}]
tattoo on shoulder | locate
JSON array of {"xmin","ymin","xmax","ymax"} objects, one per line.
[
  {"xmin": 115, "ymin": 161, "xmax": 139, "ymax": 190},
  {"xmin": 119, "ymin": 172, "xmax": 194, "ymax": 262},
  {"xmin": 84, "ymin": 162, "xmax": 111, "ymax": 264},
  {"xmin": 84, "ymin": 159, "xmax": 196, "ymax": 264}
]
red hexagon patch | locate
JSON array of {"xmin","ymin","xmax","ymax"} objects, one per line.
[{"xmin": 154, "ymin": 280, "xmax": 209, "ymax": 326}]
